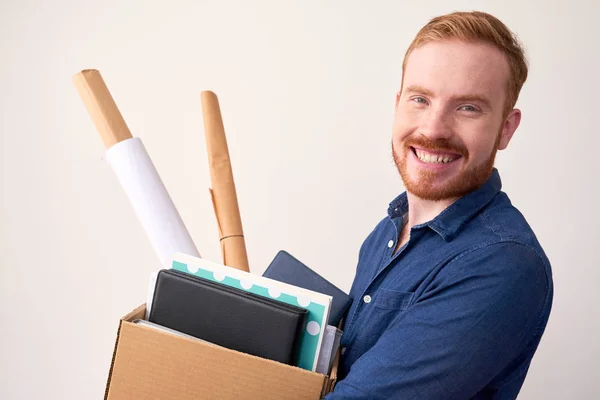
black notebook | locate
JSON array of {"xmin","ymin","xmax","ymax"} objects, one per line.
[
  {"xmin": 148, "ymin": 269, "xmax": 308, "ymax": 365},
  {"xmin": 263, "ymin": 250, "xmax": 351, "ymax": 326}
]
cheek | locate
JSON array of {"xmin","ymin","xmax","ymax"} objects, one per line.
[
  {"xmin": 462, "ymin": 125, "xmax": 500, "ymax": 162},
  {"xmin": 392, "ymin": 107, "xmax": 418, "ymax": 140}
]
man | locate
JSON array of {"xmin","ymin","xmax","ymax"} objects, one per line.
[{"xmin": 325, "ymin": 11, "xmax": 553, "ymax": 400}]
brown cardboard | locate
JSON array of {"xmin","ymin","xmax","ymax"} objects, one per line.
[
  {"xmin": 201, "ymin": 91, "xmax": 250, "ymax": 273},
  {"xmin": 72, "ymin": 70, "xmax": 133, "ymax": 149},
  {"xmin": 105, "ymin": 305, "xmax": 337, "ymax": 400}
]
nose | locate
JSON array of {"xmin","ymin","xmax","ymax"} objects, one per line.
[{"xmin": 419, "ymin": 107, "xmax": 453, "ymax": 141}]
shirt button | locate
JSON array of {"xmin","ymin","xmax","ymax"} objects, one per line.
[
  {"xmin": 388, "ymin": 240, "xmax": 394, "ymax": 248},
  {"xmin": 340, "ymin": 347, "xmax": 347, "ymax": 355},
  {"xmin": 363, "ymin": 295, "xmax": 372, "ymax": 304}
]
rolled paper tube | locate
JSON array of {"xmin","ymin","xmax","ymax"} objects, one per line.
[
  {"xmin": 201, "ymin": 91, "xmax": 250, "ymax": 272},
  {"xmin": 105, "ymin": 137, "xmax": 201, "ymax": 267},
  {"xmin": 72, "ymin": 69, "xmax": 133, "ymax": 149},
  {"xmin": 73, "ymin": 69, "xmax": 201, "ymax": 267}
]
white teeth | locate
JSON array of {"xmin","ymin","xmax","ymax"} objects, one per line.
[{"xmin": 415, "ymin": 149, "xmax": 456, "ymax": 164}]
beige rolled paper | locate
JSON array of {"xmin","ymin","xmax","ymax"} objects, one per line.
[
  {"xmin": 201, "ymin": 91, "xmax": 250, "ymax": 272},
  {"xmin": 72, "ymin": 69, "xmax": 133, "ymax": 148},
  {"xmin": 73, "ymin": 69, "xmax": 201, "ymax": 267}
]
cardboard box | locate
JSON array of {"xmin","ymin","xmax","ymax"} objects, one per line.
[{"xmin": 104, "ymin": 304, "xmax": 338, "ymax": 399}]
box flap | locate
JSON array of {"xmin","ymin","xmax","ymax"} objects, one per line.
[{"xmin": 122, "ymin": 304, "xmax": 145, "ymax": 321}]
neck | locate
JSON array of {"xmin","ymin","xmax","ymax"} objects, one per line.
[{"xmin": 405, "ymin": 192, "xmax": 459, "ymax": 228}]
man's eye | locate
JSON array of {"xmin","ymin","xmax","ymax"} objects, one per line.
[
  {"xmin": 459, "ymin": 105, "xmax": 479, "ymax": 112},
  {"xmin": 412, "ymin": 97, "xmax": 428, "ymax": 104}
]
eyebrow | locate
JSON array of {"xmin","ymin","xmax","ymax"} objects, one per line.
[
  {"xmin": 404, "ymin": 85, "xmax": 434, "ymax": 97},
  {"xmin": 404, "ymin": 85, "xmax": 493, "ymax": 109}
]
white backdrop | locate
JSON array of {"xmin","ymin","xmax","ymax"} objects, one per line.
[{"xmin": 1, "ymin": 0, "xmax": 599, "ymax": 398}]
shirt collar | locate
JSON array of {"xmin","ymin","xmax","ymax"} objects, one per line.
[{"xmin": 387, "ymin": 168, "xmax": 503, "ymax": 241}]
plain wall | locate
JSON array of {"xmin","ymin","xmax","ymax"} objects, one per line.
[{"xmin": 1, "ymin": 0, "xmax": 598, "ymax": 398}]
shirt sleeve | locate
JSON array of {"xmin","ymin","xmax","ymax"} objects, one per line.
[{"xmin": 325, "ymin": 242, "xmax": 550, "ymax": 400}]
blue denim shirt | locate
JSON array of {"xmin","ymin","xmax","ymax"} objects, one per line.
[{"xmin": 325, "ymin": 169, "xmax": 553, "ymax": 400}]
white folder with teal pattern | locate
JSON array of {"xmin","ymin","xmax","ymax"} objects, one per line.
[{"xmin": 170, "ymin": 252, "xmax": 332, "ymax": 372}]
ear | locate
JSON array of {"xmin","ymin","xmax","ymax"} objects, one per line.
[
  {"xmin": 395, "ymin": 90, "xmax": 401, "ymax": 109},
  {"xmin": 497, "ymin": 109, "xmax": 521, "ymax": 150}
]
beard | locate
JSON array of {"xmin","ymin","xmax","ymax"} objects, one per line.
[{"xmin": 392, "ymin": 133, "xmax": 500, "ymax": 202}]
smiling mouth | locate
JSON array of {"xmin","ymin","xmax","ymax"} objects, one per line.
[{"xmin": 411, "ymin": 147, "xmax": 461, "ymax": 164}]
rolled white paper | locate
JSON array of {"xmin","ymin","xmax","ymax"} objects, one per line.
[{"xmin": 106, "ymin": 137, "xmax": 201, "ymax": 267}]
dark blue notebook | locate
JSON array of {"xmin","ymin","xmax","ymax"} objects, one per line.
[{"xmin": 263, "ymin": 250, "xmax": 351, "ymax": 326}]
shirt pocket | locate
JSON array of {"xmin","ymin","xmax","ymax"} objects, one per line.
[{"xmin": 374, "ymin": 288, "xmax": 415, "ymax": 310}]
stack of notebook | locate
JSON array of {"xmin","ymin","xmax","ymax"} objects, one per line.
[{"xmin": 142, "ymin": 251, "xmax": 350, "ymax": 374}]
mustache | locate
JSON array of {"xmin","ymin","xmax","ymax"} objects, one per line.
[{"xmin": 403, "ymin": 136, "xmax": 468, "ymax": 157}]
